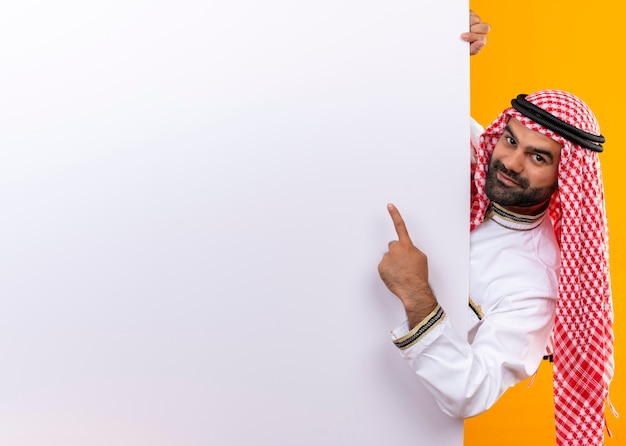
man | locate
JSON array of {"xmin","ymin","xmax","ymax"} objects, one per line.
[{"xmin": 378, "ymin": 90, "xmax": 614, "ymax": 446}]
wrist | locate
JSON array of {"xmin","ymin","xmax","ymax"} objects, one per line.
[
  {"xmin": 393, "ymin": 304, "xmax": 445, "ymax": 350},
  {"xmin": 401, "ymin": 285, "xmax": 438, "ymax": 329}
]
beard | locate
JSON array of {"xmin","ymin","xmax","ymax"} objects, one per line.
[{"xmin": 485, "ymin": 159, "xmax": 558, "ymax": 208}]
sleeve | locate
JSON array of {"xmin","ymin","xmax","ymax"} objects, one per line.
[
  {"xmin": 390, "ymin": 292, "xmax": 555, "ymax": 419},
  {"xmin": 469, "ymin": 117, "xmax": 484, "ymax": 166},
  {"xmin": 470, "ymin": 117, "xmax": 484, "ymax": 200}
]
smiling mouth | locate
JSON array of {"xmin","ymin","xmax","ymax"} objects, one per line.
[{"xmin": 496, "ymin": 171, "xmax": 520, "ymax": 187}]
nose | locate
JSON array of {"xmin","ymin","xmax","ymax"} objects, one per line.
[{"xmin": 503, "ymin": 149, "xmax": 525, "ymax": 174}]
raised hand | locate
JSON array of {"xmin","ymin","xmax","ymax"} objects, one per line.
[
  {"xmin": 461, "ymin": 10, "xmax": 490, "ymax": 55},
  {"xmin": 378, "ymin": 204, "xmax": 437, "ymax": 327}
]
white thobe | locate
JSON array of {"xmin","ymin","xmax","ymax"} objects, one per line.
[{"xmin": 391, "ymin": 202, "xmax": 559, "ymax": 418}]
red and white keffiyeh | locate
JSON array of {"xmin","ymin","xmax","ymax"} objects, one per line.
[{"xmin": 470, "ymin": 90, "xmax": 614, "ymax": 445}]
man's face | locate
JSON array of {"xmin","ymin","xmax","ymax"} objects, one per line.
[{"xmin": 485, "ymin": 117, "xmax": 562, "ymax": 215}]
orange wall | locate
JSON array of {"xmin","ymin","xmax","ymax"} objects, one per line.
[{"xmin": 466, "ymin": 1, "xmax": 626, "ymax": 444}]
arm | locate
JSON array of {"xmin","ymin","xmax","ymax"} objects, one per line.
[
  {"xmin": 378, "ymin": 205, "xmax": 556, "ymax": 418},
  {"xmin": 391, "ymin": 292, "xmax": 555, "ymax": 418}
]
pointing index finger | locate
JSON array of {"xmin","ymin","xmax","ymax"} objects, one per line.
[{"xmin": 387, "ymin": 203, "xmax": 413, "ymax": 245}]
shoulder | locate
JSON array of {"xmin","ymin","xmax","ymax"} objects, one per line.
[
  {"xmin": 470, "ymin": 117, "xmax": 484, "ymax": 148},
  {"xmin": 470, "ymin": 117, "xmax": 484, "ymax": 164}
]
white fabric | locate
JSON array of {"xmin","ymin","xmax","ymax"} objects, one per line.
[
  {"xmin": 391, "ymin": 209, "xmax": 559, "ymax": 418},
  {"xmin": 469, "ymin": 117, "xmax": 482, "ymax": 165}
]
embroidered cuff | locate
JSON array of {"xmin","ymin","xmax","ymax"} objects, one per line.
[{"xmin": 392, "ymin": 305, "xmax": 445, "ymax": 350}]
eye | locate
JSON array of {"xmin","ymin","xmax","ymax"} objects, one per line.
[
  {"xmin": 531, "ymin": 153, "xmax": 546, "ymax": 163},
  {"xmin": 505, "ymin": 136, "xmax": 516, "ymax": 146}
]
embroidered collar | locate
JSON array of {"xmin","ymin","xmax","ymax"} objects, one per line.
[{"xmin": 485, "ymin": 202, "xmax": 547, "ymax": 231}]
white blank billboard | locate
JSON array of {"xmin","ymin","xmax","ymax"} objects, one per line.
[{"xmin": 0, "ymin": 1, "xmax": 470, "ymax": 445}]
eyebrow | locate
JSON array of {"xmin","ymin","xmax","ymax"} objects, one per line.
[{"xmin": 503, "ymin": 124, "xmax": 556, "ymax": 162}]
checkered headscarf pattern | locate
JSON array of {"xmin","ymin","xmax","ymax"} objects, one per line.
[{"xmin": 470, "ymin": 90, "xmax": 613, "ymax": 445}]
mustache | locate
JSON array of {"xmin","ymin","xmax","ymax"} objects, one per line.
[{"xmin": 489, "ymin": 159, "xmax": 530, "ymax": 189}]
